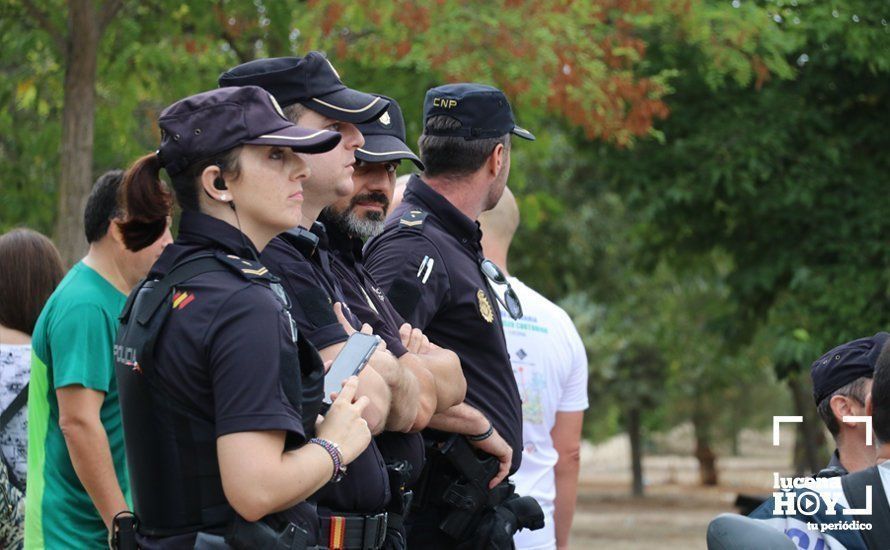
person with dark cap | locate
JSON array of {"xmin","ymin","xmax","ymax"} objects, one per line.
[
  {"xmin": 320, "ymin": 95, "xmax": 469, "ymax": 548},
  {"xmin": 219, "ymin": 54, "xmax": 425, "ymax": 550},
  {"xmin": 364, "ymin": 83, "xmax": 544, "ymax": 548},
  {"xmin": 111, "ymin": 85, "xmax": 373, "ymax": 549},
  {"xmin": 810, "ymin": 333, "xmax": 886, "ymax": 478},
  {"xmin": 742, "ymin": 339, "xmax": 890, "ymax": 550},
  {"xmin": 322, "ymin": 95, "xmax": 467, "ymax": 419}
]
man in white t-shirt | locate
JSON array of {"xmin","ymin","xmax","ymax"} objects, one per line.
[{"xmin": 479, "ymin": 188, "xmax": 589, "ymax": 550}]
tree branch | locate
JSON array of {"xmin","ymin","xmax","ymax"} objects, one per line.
[
  {"xmin": 98, "ymin": 0, "xmax": 125, "ymax": 34},
  {"xmin": 220, "ymin": 25, "xmax": 251, "ymax": 64},
  {"xmin": 20, "ymin": 0, "xmax": 65, "ymax": 54}
]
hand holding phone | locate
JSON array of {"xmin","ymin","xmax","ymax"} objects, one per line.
[{"xmin": 324, "ymin": 332, "xmax": 381, "ymax": 402}]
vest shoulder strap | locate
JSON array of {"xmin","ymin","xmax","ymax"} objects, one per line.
[
  {"xmin": 132, "ymin": 254, "xmax": 226, "ymax": 326},
  {"xmin": 282, "ymin": 227, "xmax": 319, "ymax": 257}
]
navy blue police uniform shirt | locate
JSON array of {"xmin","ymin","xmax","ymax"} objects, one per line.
[
  {"xmin": 318, "ymin": 214, "xmax": 409, "ymax": 358},
  {"xmin": 318, "ymin": 213, "xmax": 425, "ymax": 484},
  {"xmin": 365, "ymin": 175, "xmax": 523, "ymax": 473},
  {"xmin": 260, "ymin": 227, "xmax": 391, "ymax": 513},
  {"xmin": 262, "ymin": 230, "xmax": 359, "ymax": 349},
  {"xmin": 148, "ymin": 211, "xmax": 318, "ymax": 539}
]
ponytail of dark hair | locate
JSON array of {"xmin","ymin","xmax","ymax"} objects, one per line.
[{"xmin": 119, "ymin": 153, "xmax": 173, "ymax": 252}]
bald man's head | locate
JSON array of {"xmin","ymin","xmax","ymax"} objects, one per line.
[
  {"xmin": 479, "ymin": 186, "xmax": 520, "ymax": 252},
  {"xmin": 391, "ymin": 174, "xmax": 411, "ymax": 213}
]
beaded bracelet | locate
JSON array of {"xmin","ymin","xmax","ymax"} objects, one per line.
[
  {"xmin": 467, "ymin": 423, "xmax": 494, "ymax": 442},
  {"xmin": 309, "ymin": 437, "xmax": 347, "ymax": 483}
]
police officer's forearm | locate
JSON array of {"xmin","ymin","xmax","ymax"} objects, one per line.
[
  {"xmin": 218, "ymin": 431, "xmax": 344, "ymax": 521},
  {"xmin": 426, "ymin": 402, "xmax": 490, "ymax": 435},
  {"xmin": 356, "ymin": 365, "xmax": 391, "ymax": 434},
  {"xmin": 396, "ymin": 353, "xmax": 435, "ymax": 431},
  {"xmin": 419, "ymin": 345, "xmax": 466, "ymax": 411},
  {"xmin": 367, "ymin": 349, "xmax": 419, "ymax": 432}
]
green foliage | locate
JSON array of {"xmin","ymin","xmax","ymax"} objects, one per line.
[
  {"xmin": 1, "ymin": 0, "xmax": 882, "ymax": 453},
  {"xmin": 611, "ymin": 0, "xmax": 890, "ymax": 362}
]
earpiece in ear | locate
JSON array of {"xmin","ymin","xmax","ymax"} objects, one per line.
[{"xmin": 213, "ymin": 176, "xmax": 228, "ymax": 191}]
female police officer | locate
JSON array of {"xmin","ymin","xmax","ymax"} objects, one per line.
[{"xmin": 112, "ymin": 85, "xmax": 372, "ymax": 548}]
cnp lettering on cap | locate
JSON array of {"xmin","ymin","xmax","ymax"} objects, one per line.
[{"xmin": 432, "ymin": 97, "xmax": 458, "ymax": 109}]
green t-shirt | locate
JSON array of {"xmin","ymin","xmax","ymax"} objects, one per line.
[{"xmin": 24, "ymin": 262, "xmax": 131, "ymax": 549}]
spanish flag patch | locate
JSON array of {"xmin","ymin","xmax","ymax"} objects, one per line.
[{"xmin": 172, "ymin": 290, "xmax": 195, "ymax": 310}]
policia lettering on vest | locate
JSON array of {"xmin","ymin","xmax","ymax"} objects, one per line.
[
  {"xmin": 112, "ymin": 85, "xmax": 374, "ymax": 549},
  {"xmin": 365, "ymin": 84, "xmax": 544, "ymax": 548}
]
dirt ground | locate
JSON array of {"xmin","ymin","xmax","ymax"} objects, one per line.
[{"xmin": 567, "ymin": 427, "xmax": 794, "ymax": 549}]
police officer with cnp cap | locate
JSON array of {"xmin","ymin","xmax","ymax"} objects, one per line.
[
  {"xmin": 220, "ymin": 54, "xmax": 406, "ymax": 550},
  {"xmin": 365, "ymin": 83, "xmax": 544, "ymax": 548},
  {"xmin": 811, "ymin": 332, "xmax": 888, "ymax": 478},
  {"xmin": 112, "ymin": 85, "xmax": 372, "ymax": 548}
]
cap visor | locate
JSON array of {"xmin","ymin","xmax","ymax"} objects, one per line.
[
  {"xmin": 511, "ymin": 125, "xmax": 536, "ymax": 141},
  {"xmin": 306, "ymin": 88, "xmax": 390, "ymax": 124},
  {"xmin": 244, "ymin": 126, "xmax": 341, "ymax": 154},
  {"xmin": 356, "ymin": 134, "xmax": 425, "ymax": 170}
]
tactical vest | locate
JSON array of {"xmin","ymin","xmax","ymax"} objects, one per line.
[{"xmin": 114, "ymin": 251, "xmax": 324, "ymax": 536}]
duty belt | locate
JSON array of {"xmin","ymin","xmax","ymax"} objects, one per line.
[{"xmin": 318, "ymin": 513, "xmax": 387, "ymax": 550}]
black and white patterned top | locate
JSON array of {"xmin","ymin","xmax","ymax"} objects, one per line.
[{"xmin": 0, "ymin": 344, "xmax": 29, "ymax": 489}]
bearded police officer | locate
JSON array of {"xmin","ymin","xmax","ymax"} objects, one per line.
[
  {"xmin": 320, "ymin": 95, "xmax": 468, "ymax": 548},
  {"xmin": 364, "ymin": 84, "xmax": 544, "ymax": 548}
]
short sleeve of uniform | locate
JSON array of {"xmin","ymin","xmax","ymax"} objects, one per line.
[
  {"xmin": 204, "ymin": 286, "xmax": 304, "ymax": 438},
  {"xmin": 50, "ymin": 303, "xmax": 117, "ymax": 392},
  {"xmin": 261, "ymin": 241, "xmax": 349, "ymax": 350},
  {"xmin": 558, "ymin": 313, "xmax": 589, "ymax": 412},
  {"xmin": 364, "ymin": 232, "xmax": 450, "ymax": 331}
]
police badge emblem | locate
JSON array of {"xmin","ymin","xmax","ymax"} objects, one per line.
[
  {"xmin": 477, "ymin": 289, "xmax": 494, "ymax": 323},
  {"xmin": 379, "ymin": 110, "xmax": 391, "ymax": 127}
]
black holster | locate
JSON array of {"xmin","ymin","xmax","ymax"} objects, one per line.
[
  {"xmin": 412, "ymin": 434, "xmax": 543, "ymax": 547},
  {"xmin": 382, "ymin": 460, "xmax": 414, "ymax": 550}
]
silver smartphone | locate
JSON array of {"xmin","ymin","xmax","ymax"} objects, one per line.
[{"xmin": 323, "ymin": 332, "xmax": 380, "ymax": 402}]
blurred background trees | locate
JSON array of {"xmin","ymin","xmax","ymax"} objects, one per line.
[{"xmin": 1, "ymin": 0, "xmax": 887, "ymax": 494}]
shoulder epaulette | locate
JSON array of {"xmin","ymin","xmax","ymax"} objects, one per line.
[
  {"xmin": 282, "ymin": 227, "xmax": 319, "ymax": 257},
  {"xmin": 214, "ymin": 251, "xmax": 278, "ymax": 282},
  {"xmin": 399, "ymin": 209, "xmax": 428, "ymax": 232}
]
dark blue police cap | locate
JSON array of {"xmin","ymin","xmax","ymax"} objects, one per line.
[
  {"xmin": 356, "ymin": 95, "xmax": 423, "ymax": 170},
  {"xmin": 218, "ymin": 52, "xmax": 389, "ymax": 124},
  {"xmin": 157, "ymin": 86, "xmax": 341, "ymax": 177},
  {"xmin": 811, "ymin": 332, "xmax": 889, "ymax": 405},
  {"xmin": 422, "ymin": 83, "xmax": 535, "ymax": 141}
]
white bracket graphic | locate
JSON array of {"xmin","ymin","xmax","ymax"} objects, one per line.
[
  {"xmin": 773, "ymin": 416, "xmax": 803, "ymax": 446},
  {"xmin": 843, "ymin": 415, "xmax": 873, "ymax": 446},
  {"xmin": 844, "ymin": 485, "xmax": 873, "ymax": 515}
]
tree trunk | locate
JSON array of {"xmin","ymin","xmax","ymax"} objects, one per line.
[
  {"xmin": 54, "ymin": 0, "xmax": 101, "ymax": 266},
  {"xmin": 627, "ymin": 407, "xmax": 644, "ymax": 497},
  {"xmin": 693, "ymin": 407, "xmax": 719, "ymax": 485},
  {"xmin": 787, "ymin": 372, "xmax": 827, "ymax": 475}
]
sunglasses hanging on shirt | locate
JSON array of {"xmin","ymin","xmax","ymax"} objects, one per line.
[{"xmin": 479, "ymin": 259, "xmax": 523, "ymax": 320}]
